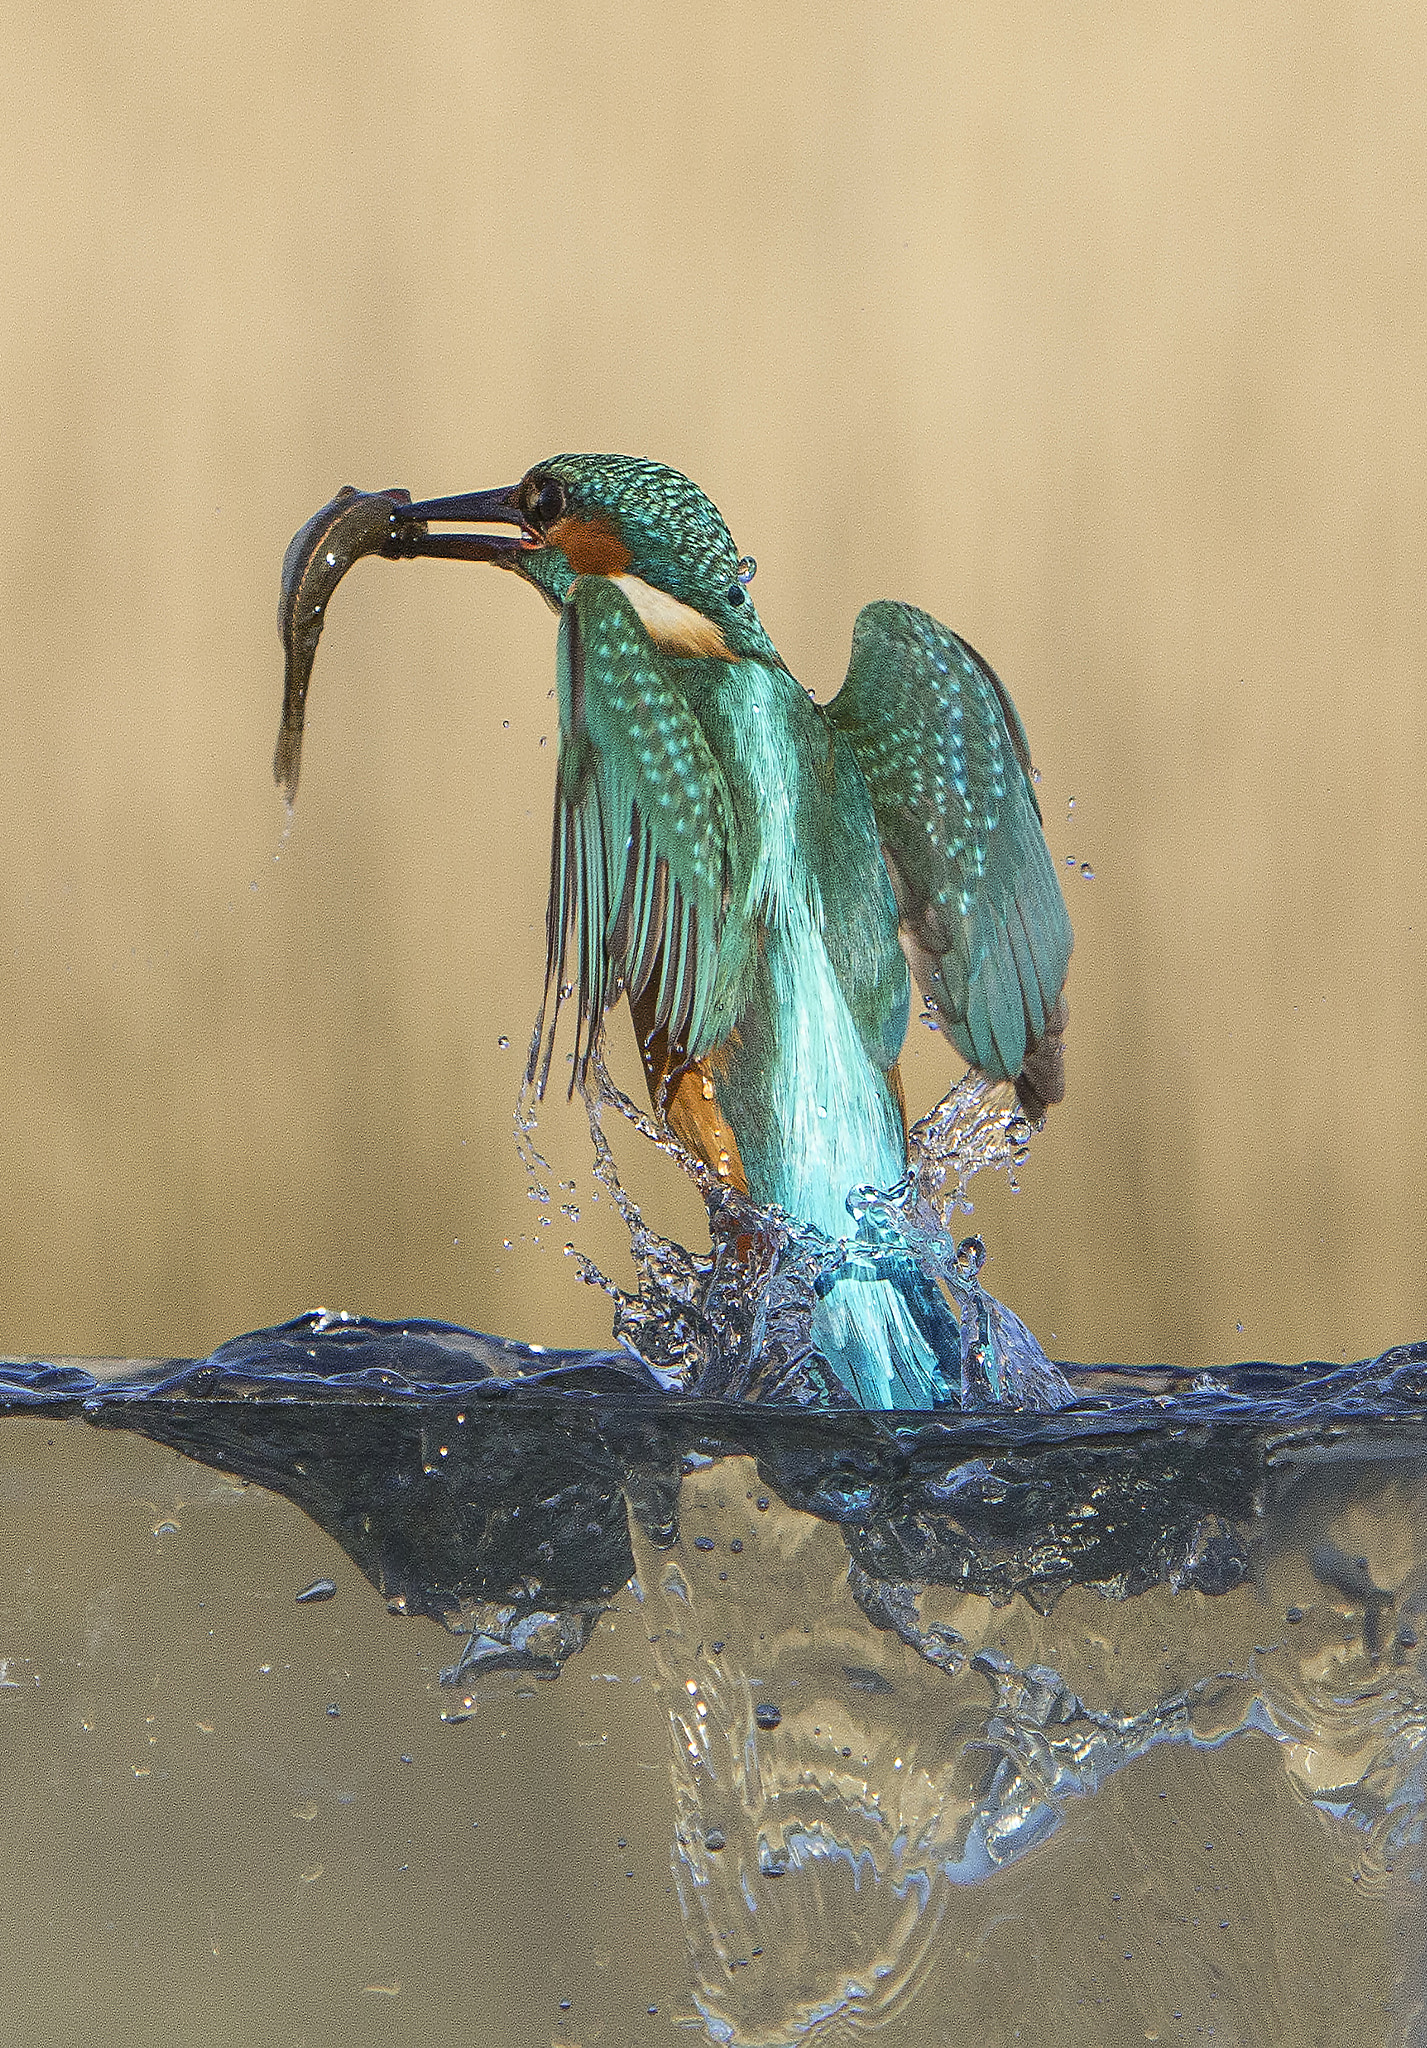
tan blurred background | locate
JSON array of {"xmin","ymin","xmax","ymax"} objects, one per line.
[{"xmin": 1, "ymin": 2, "xmax": 1423, "ymax": 1369}]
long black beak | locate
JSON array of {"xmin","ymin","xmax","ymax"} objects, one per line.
[{"xmin": 385, "ymin": 484, "xmax": 538, "ymax": 563}]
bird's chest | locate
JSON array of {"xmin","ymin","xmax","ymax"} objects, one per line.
[
  {"xmin": 714, "ymin": 664, "xmax": 826, "ymax": 920},
  {"xmin": 698, "ymin": 657, "xmax": 908, "ymax": 1063}
]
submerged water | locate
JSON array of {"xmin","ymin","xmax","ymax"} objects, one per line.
[{"xmin": 3, "ymin": 1323, "xmax": 1426, "ymax": 2045}]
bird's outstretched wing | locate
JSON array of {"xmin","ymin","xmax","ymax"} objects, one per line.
[
  {"xmin": 532, "ymin": 574, "xmax": 740, "ymax": 1096},
  {"xmin": 826, "ymin": 601, "xmax": 1072, "ymax": 1115}
]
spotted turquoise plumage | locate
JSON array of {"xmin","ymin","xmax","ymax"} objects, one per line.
[
  {"xmin": 535, "ymin": 575, "xmax": 749, "ymax": 1092},
  {"xmin": 827, "ymin": 602, "xmax": 1072, "ymax": 1110}
]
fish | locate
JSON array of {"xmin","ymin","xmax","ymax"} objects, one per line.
[{"xmin": 274, "ymin": 486, "xmax": 421, "ymax": 805}]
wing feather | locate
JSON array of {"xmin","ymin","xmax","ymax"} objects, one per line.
[
  {"xmin": 530, "ymin": 576, "xmax": 739, "ymax": 1096},
  {"xmin": 826, "ymin": 600, "xmax": 1072, "ymax": 1112}
]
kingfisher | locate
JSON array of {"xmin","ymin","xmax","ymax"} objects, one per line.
[{"xmin": 276, "ymin": 456, "xmax": 1072, "ymax": 1409}]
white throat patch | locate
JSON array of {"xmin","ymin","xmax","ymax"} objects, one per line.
[{"xmin": 609, "ymin": 574, "xmax": 734, "ymax": 660}]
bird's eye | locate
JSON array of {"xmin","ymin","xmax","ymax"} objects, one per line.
[{"xmin": 523, "ymin": 477, "xmax": 567, "ymax": 530}]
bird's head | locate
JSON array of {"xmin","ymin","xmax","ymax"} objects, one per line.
[{"xmin": 389, "ymin": 453, "xmax": 775, "ymax": 660}]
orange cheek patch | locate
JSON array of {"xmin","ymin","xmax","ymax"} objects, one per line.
[{"xmin": 548, "ymin": 515, "xmax": 632, "ymax": 576}]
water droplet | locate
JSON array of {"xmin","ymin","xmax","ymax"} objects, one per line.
[
  {"xmin": 1065, "ymin": 854, "xmax": 1077, "ymax": 867},
  {"xmin": 729, "ymin": 1539, "xmax": 743, "ymax": 1553},
  {"xmin": 497, "ymin": 1035, "xmax": 510, "ymax": 1050},
  {"xmin": 704, "ymin": 1829, "xmax": 726, "ymax": 1851},
  {"xmin": 700, "ymin": 1075, "xmax": 715, "ymax": 1100},
  {"xmin": 954, "ymin": 1234, "xmax": 986, "ymax": 1280},
  {"xmin": 295, "ymin": 1578, "xmax": 336, "ymax": 1604},
  {"xmin": 539, "ymin": 734, "xmax": 548, "ymax": 747},
  {"xmin": 502, "ymin": 719, "xmax": 510, "ymax": 728},
  {"xmin": 754, "ymin": 1703, "xmax": 782, "ymax": 1730},
  {"xmin": 1079, "ymin": 862, "xmax": 1094, "ymax": 880},
  {"xmin": 1067, "ymin": 795, "xmax": 1076, "ymax": 811},
  {"xmin": 693, "ymin": 1536, "xmax": 715, "ymax": 1552},
  {"xmin": 325, "ymin": 1703, "xmax": 341, "ymax": 1717},
  {"xmin": 736, "ymin": 555, "xmax": 757, "ymax": 585}
]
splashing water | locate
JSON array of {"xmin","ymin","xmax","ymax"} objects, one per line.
[{"xmin": 515, "ymin": 1046, "xmax": 1072, "ymax": 1412}]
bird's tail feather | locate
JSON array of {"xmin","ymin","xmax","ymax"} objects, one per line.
[{"xmin": 811, "ymin": 1265, "xmax": 961, "ymax": 1410}]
